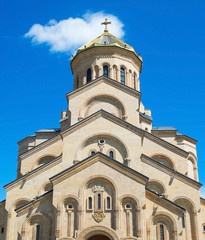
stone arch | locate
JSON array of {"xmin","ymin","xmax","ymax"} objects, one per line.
[
  {"xmin": 150, "ymin": 153, "xmax": 176, "ymax": 170},
  {"xmin": 112, "ymin": 65, "xmax": 118, "ymax": 81},
  {"xmin": 21, "ymin": 212, "xmax": 52, "ymax": 240},
  {"xmin": 38, "ymin": 181, "xmax": 53, "ymax": 196},
  {"xmin": 57, "ymin": 194, "xmax": 80, "ymax": 210},
  {"xmin": 173, "ymin": 196, "xmax": 198, "ymax": 240},
  {"xmin": 31, "ymin": 154, "xmax": 57, "ymax": 170},
  {"xmin": 11, "ymin": 198, "xmax": 31, "ymax": 211},
  {"xmin": 77, "ymin": 226, "xmax": 120, "ymax": 240},
  {"xmin": 146, "ymin": 179, "xmax": 167, "ymax": 196},
  {"xmin": 147, "ymin": 211, "xmax": 177, "ymax": 240},
  {"xmin": 187, "ymin": 152, "xmax": 198, "ymax": 180},
  {"xmin": 79, "ymin": 94, "xmax": 127, "ymax": 120},
  {"xmin": 56, "ymin": 194, "xmax": 80, "ymax": 238},
  {"xmin": 79, "ymin": 175, "xmax": 118, "ymax": 230},
  {"xmin": 74, "ymin": 133, "xmax": 130, "ymax": 162},
  {"xmin": 119, "ymin": 195, "xmax": 142, "ymax": 237}
]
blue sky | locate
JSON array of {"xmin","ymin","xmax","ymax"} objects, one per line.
[{"xmin": 0, "ymin": 0, "xmax": 205, "ymax": 200}]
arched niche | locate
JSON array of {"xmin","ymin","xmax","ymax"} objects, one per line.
[
  {"xmin": 80, "ymin": 176, "xmax": 118, "ymax": 230},
  {"xmin": 79, "ymin": 94, "xmax": 127, "ymax": 120},
  {"xmin": 56, "ymin": 195, "xmax": 80, "ymax": 238},
  {"xmin": 146, "ymin": 179, "xmax": 167, "ymax": 196},
  {"xmin": 187, "ymin": 153, "xmax": 198, "ymax": 180},
  {"xmin": 74, "ymin": 134, "xmax": 129, "ymax": 163},
  {"xmin": 11, "ymin": 198, "xmax": 30, "ymax": 211},
  {"xmin": 147, "ymin": 212, "xmax": 177, "ymax": 240},
  {"xmin": 21, "ymin": 212, "xmax": 52, "ymax": 240},
  {"xmin": 151, "ymin": 154, "xmax": 175, "ymax": 170},
  {"xmin": 119, "ymin": 195, "xmax": 141, "ymax": 238},
  {"xmin": 31, "ymin": 154, "xmax": 57, "ymax": 170},
  {"xmin": 173, "ymin": 197, "xmax": 198, "ymax": 240},
  {"xmin": 38, "ymin": 182, "xmax": 53, "ymax": 196},
  {"xmin": 77, "ymin": 226, "xmax": 120, "ymax": 240}
]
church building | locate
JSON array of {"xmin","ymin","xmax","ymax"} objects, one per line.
[{"xmin": 1, "ymin": 19, "xmax": 205, "ymax": 240}]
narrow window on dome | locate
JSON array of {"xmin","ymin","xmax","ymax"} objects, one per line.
[
  {"xmin": 160, "ymin": 224, "xmax": 165, "ymax": 240},
  {"xmin": 120, "ymin": 67, "xmax": 125, "ymax": 84},
  {"xmin": 76, "ymin": 77, "xmax": 79, "ymax": 88},
  {"xmin": 88, "ymin": 197, "xmax": 92, "ymax": 209},
  {"xmin": 91, "ymin": 151, "xmax": 96, "ymax": 156},
  {"xmin": 97, "ymin": 193, "xmax": 101, "ymax": 209},
  {"xmin": 103, "ymin": 65, "xmax": 109, "ymax": 77},
  {"xmin": 87, "ymin": 68, "xmax": 91, "ymax": 83},
  {"xmin": 36, "ymin": 225, "xmax": 40, "ymax": 240},
  {"xmin": 182, "ymin": 214, "xmax": 185, "ymax": 228},
  {"xmin": 133, "ymin": 74, "xmax": 136, "ymax": 89},
  {"xmin": 109, "ymin": 151, "xmax": 114, "ymax": 159},
  {"xmin": 107, "ymin": 197, "xmax": 111, "ymax": 209}
]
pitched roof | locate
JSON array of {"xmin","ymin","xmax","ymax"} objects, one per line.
[{"xmin": 50, "ymin": 152, "xmax": 149, "ymax": 185}]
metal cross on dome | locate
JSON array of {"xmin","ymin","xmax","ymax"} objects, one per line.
[{"xmin": 101, "ymin": 18, "xmax": 111, "ymax": 32}]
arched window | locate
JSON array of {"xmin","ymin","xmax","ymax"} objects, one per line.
[
  {"xmin": 97, "ymin": 193, "xmax": 101, "ymax": 209},
  {"xmin": 120, "ymin": 67, "xmax": 125, "ymax": 84},
  {"xmin": 91, "ymin": 151, "xmax": 96, "ymax": 156},
  {"xmin": 182, "ymin": 214, "xmax": 185, "ymax": 228},
  {"xmin": 133, "ymin": 74, "xmax": 136, "ymax": 89},
  {"xmin": 36, "ymin": 225, "xmax": 40, "ymax": 240},
  {"xmin": 107, "ymin": 197, "xmax": 111, "ymax": 209},
  {"xmin": 109, "ymin": 151, "xmax": 114, "ymax": 159},
  {"xmin": 160, "ymin": 224, "xmax": 165, "ymax": 240},
  {"xmin": 87, "ymin": 68, "xmax": 91, "ymax": 83},
  {"xmin": 103, "ymin": 65, "xmax": 109, "ymax": 77},
  {"xmin": 76, "ymin": 77, "xmax": 79, "ymax": 88},
  {"xmin": 88, "ymin": 197, "xmax": 92, "ymax": 209}
]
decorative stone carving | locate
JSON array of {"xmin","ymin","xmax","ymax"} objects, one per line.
[
  {"xmin": 92, "ymin": 212, "xmax": 105, "ymax": 223},
  {"xmin": 92, "ymin": 185, "xmax": 104, "ymax": 193}
]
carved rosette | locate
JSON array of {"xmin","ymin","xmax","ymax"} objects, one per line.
[{"xmin": 92, "ymin": 212, "xmax": 105, "ymax": 223}]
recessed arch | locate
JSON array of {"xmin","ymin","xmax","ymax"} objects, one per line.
[
  {"xmin": 31, "ymin": 154, "xmax": 57, "ymax": 170},
  {"xmin": 74, "ymin": 133, "xmax": 130, "ymax": 162},
  {"xmin": 11, "ymin": 198, "xmax": 31, "ymax": 211},
  {"xmin": 77, "ymin": 226, "xmax": 120, "ymax": 240},
  {"xmin": 79, "ymin": 94, "xmax": 127, "ymax": 120},
  {"xmin": 150, "ymin": 153, "xmax": 176, "ymax": 170},
  {"xmin": 146, "ymin": 179, "xmax": 167, "ymax": 196}
]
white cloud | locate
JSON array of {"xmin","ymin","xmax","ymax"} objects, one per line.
[
  {"xmin": 200, "ymin": 186, "xmax": 205, "ymax": 199},
  {"xmin": 25, "ymin": 11, "xmax": 124, "ymax": 54}
]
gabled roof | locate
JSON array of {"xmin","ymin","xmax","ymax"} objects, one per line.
[
  {"xmin": 146, "ymin": 188, "xmax": 185, "ymax": 215},
  {"xmin": 141, "ymin": 154, "xmax": 202, "ymax": 189},
  {"xmin": 19, "ymin": 109, "xmax": 189, "ymax": 160},
  {"xmin": 66, "ymin": 75, "xmax": 141, "ymax": 100},
  {"xmin": 50, "ymin": 152, "xmax": 149, "ymax": 185},
  {"xmin": 152, "ymin": 127, "xmax": 177, "ymax": 131}
]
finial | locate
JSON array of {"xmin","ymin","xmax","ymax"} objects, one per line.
[{"xmin": 101, "ymin": 18, "xmax": 111, "ymax": 33}]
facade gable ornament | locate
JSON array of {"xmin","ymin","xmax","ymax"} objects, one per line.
[
  {"xmin": 92, "ymin": 185, "xmax": 104, "ymax": 193},
  {"xmin": 92, "ymin": 212, "xmax": 105, "ymax": 223}
]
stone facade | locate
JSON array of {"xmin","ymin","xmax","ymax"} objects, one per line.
[{"xmin": 1, "ymin": 29, "xmax": 205, "ymax": 240}]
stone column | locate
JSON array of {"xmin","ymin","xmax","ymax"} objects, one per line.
[
  {"xmin": 82, "ymin": 72, "xmax": 86, "ymax": 85},
  {"xmin": 115, "ymin": 207, "xmax": 120, "ymax": 230},
  {"xmin": 67, "ymin": 210, "xmax": 72, "ymax": 237},
  {"xmin": 137, "ymin": 78, "xmax": 140, "ymax": 91},
  {"xmin": 91, "ymin": 66, "xmax": 94, "ymax": 80},
  {"xmin": 99, "ymin": 67, "xmax": 103, "ymax": 77},
  {"xmin": 116, "ymin": 69, "xmax": 120, "ymax": 82},
  {"xmin": 193, "ymin": 210, "xmax": 199, "ymax": 240},
  {"xmin": 137, "ymin": 209, "xmax": 142, "ymax": 237},
  {"xmin": 126, "ymin": 210, "xmax": 131, "ymax": 236},
  {"xmin": 109, "ymin": 67, "xmax": 113, "ymax": 79},
  {"xmin": 5, "ymin": 212, "xmax": 12, "ymax": 240},
  {"xmin": 77, "ymin": 209, "xmax": 82, "ymax": 231},
  {"xmin": 56, "ymin": 207, "xmax": 61, "ymax": 238}
]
